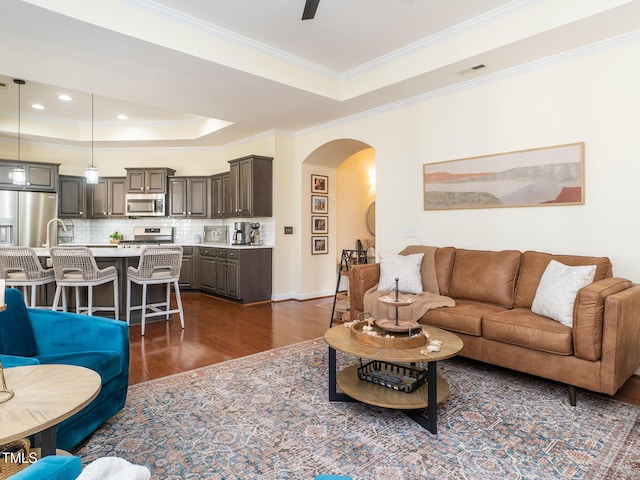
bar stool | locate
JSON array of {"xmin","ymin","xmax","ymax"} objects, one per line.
[
  {"xmin": 126, "ymin": 245, "xmax": 184, "ymax": 335},
  {"xmin": 0, "ymin": 246, "xmax": 55, "ymax": 308},
  {"xmin": 49, "ymin": 246, "xmax": 119, "ymax": 319}
]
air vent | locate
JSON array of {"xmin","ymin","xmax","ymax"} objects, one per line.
[{"xmin": 455, "ymin": 64, "xmax": 488, "ymax": 75}]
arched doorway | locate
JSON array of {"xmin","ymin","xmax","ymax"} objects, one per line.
[{"xmin": 301, "ymin": 139, "xmax": 375, "ymax": 299}]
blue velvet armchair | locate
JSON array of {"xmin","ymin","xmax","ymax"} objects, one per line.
[{"xmin": 0, "ymin": 288, "xmax": 129, "ymax": 451}]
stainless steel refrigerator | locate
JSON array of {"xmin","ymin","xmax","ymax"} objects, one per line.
[{"xmin": 0, "ymin": 190, "xmax": 58, "ymax": 247}]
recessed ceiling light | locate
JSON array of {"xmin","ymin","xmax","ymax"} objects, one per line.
[
  {"xmin": 117, "ymin": 114, "xmax": 128, "ymax": 120},
  {"xmin": 58, "ymin": 94, "xmax": 73, "ymax": 101},
  {"xmin": 31, "ymin": 104, "xmax": 45, "ymax": 110}
]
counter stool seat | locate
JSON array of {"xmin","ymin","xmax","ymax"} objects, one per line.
[
  {"xmin": 0, "ymin": 246, "xmax": 55, "ymax": 308},
  {"xmin": 126, "ymin": 245, "xmax": 185, "ymax": 335},
  {"xmin": 49, "ymin": 246, "xmax": 119, "ymax": 318}
]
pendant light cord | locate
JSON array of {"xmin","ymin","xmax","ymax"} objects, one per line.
[{"xmin": 91, "ymin": 93, "xmax": 94, "ymax": 168}]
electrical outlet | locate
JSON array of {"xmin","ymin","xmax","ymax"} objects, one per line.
[{"xmin": 284, "ymin": 226, "xmax": 294, "ymax": 235}]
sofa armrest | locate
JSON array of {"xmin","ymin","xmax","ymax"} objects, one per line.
[
  {"xmin": 27, "ymin": 309, "xmax": 129, "ymax": 374},
  {"xmin": 8, "ymin": 455, "xmax": 82, "ymax": 480},
  {"xmin": 348, "ymin": 264, "xmax": 380, "ymax": 315},
  {"xmin": 574, "ymin": 277, "xmax": 633, "ymax": 361},
  {"xmin": 0, "ymin": 354, "xmax": 40, "ymax": 368},
  {"xmin": 600, "ymin": 284, "xmax": 640, "ymax": 394}
]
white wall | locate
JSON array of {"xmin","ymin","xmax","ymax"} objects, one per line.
[
  {"xmin": 3, "ymin": 34, "xmax": 640, "ymax": 301},
  {"xmin": 292, "ymin": 34, "xmax": 640, "ymax": 297}
]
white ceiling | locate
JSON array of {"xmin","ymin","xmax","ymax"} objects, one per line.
[{"xmin": 1, "ymin": 0, "xmax": 639, "ymax": 149}]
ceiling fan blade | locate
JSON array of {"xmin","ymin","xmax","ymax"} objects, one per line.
[{"xmin": 302, "ymin": 0, "xmax": 320, "ymax": 20}]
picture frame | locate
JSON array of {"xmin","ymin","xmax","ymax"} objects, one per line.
[
  {"xmin": 312, "ymin": 236, "xmax": 328, "ymax": 255},
  {"xmin": 311, "ymin": 195, "xmax": 328, "ymax": 214},
  {"xmin": 311, "ymin": 215, "xmax": 328, "ymax": 234},
  {"xmin": 423, "ymin": 142, "xmax": 585, "ymax": 210},
  {"xmin": 311, "ymin": 174, "xmax": 328, "ymax": 194}
]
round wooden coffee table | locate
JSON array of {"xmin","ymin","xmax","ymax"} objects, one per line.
[
  {"xmin": 324, "ymin": 324, "xmax": 463, "ymax": 434},
  {"xmin": 0, "ymin": 364, "xmax": 101, "ymax": 456}
]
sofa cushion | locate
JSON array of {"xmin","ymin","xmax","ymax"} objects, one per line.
[
  {"xmin": 483, "ymin": 308, "xmax": 574, "ymax": 355},
  {"xmin": 448, "ymin": 249, "xmax": 521, "ymax": 308},
  {"xmin": 397, "ymin": 246, "xmax": 439, "ymax": 294},
  {"xmin": 421, "ymin": 299, "xmax": 507, "ymax": 336},
  {"xmin": 0, "ymin": 288, "xmax": 38, "ymax": 357},
  {"xmin": 36, "ymin": 350, "xmax": 122, "ymax": 384},
  {"xmin": 531, "ymin": 260, "xmax": 596, "ymax": 327},
  {"xmin": 378, "ymin": 252, "xmax": 424, "ymax": 294},
  {"xmin": 574, "ymin": 277, "xmax": 632, "ymax": 361},
  {"xmin": 399, "ymin": 246, "xmax": 457, "ymax": 296},
  {"xmin": 514, "ymin": 251, "xmax": 612, "ymax": 309}
]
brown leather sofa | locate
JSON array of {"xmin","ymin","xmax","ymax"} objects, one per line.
[{"xmin": 348, "ymin": 246, "xmax": 640, "ymax": 405}]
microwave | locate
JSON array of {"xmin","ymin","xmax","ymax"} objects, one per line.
[{"xmin": 125, "ymin": 193, "xmax": 166, "ymax": 217}]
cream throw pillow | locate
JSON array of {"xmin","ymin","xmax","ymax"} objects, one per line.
[
  {"xmin": 377, "ymin": 252, "xmax": 424, "ymax": 294},
  {"xmin": 531, "ymin": 260, "xmax": 596, "ymax": 328}
]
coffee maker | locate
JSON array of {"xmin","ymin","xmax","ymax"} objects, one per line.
[
  {"xmin": 250, "ymin": 223, "xmax": 262, "ymax": 246},
  {"xmin": 232, "ymin": 221, "xmax": 251, "ymax": 245}
]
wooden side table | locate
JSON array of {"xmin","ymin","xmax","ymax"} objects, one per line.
[
  {"xmin": 324, "ymin": 324, "xmax": 463, "ymax": 434},
  {"xmin": 0, "ymin": 364, "xmax": 101, "ymax": 456}
]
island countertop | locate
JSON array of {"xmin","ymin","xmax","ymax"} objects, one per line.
[{"xmin": 33, "ymin": 244, "xmax": 272, "ymax": 258}]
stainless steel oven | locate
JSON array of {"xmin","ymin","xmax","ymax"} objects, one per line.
[{"xmin": 125, "ymin": 193, "xmax": 166, "ymax": 217}]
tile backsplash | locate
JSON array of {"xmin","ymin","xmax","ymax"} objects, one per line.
[{"xmin": 60, "ymin": 217, "xmax": 273, "ymax": 246}]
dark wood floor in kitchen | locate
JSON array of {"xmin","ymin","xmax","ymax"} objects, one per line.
[{"xmin": 128, "ymin": 293, "xmax": 640, "ymax": 407}]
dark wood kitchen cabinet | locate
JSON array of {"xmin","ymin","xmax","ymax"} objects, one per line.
[
  {"xmin": 179, "ymin": 246, "xmax": 196, "ymax": 289},
  {"xmin": 125, "ymin": 168, "xmax": 175, "ymax": 194},
  {"xmin": 0, "ymin": 160, "xmax": 59, "ymax": 191},
  {"xmin": 89, "ymin": 177, "xmax": 126, "ymax": 218},
  {"xmin": 210, "ymin": 173, "xmax": 229, "ymax": 218},
  {"xmin": 168, "ymin": 176, "xmax": 210, "ymax": 218},
  {"xmin": 197, "ymin": 246, "xmax": 272, "ymax": 303},
  {"xmin": 198, "ymin": 246, "xmax": 217, "ymax": 293},
  {"xmin": 58, "ymin": 175, "xmax": 86, "ymax": 218},
  {"xmin": 227, "ymin": 155, "xmax": 272, "ymax": 217}
]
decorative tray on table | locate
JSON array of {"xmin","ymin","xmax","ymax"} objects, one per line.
[{"xmin": 350, "ymin": 320, "xmax": 427, "ymax": 349}]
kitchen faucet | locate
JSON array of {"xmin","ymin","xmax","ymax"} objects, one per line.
[{"xmin": 44, "ymin": 218, "xmax": 69, "ymax": 249}]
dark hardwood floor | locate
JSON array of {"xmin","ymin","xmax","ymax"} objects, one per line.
[{"xmin": 128, "ymin": 293, "xmax": 640, "ymax": 407}]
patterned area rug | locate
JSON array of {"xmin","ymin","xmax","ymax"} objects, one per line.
[{"xmin": 77, "ymin": 339, "xmax": 640, "ymax": 479}]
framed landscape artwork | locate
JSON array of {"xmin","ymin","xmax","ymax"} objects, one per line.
[
  {"xmin": 423, "ymin": 142, "xmax": 585, "ymax": 210},
  {"xmin": 311, "ymin": 215, "xmax": 328, "ymax": 234},
  {"xmin": 312, "ymin": 236, "xmax": 328, "ymax": 255}
]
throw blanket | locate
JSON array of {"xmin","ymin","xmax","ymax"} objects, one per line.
[
  {"xmin": 76, "ymin": 457, "xmax": 151, "ymax": 480},
  {"xmin": 363, "ymin": 285, "xmax": 455, "ymax": 321}
]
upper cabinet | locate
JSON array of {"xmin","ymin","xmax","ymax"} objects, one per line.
[
  {"xmin": 168, "ymin": 176, "xmax": 210, "ymax": 218},
  {"xmin": 125, "ymin": 168, "xmax": 175, "ymax": 194},
  {"xmin": 227, "ymin": 155, "xmax": 273, "ymax": 217},
  {"xmin": 210, "ymin": 172, "xmax": 230, "ymax": 218},
  {"xmin": 88, "ymin": 177, "xmax": 126, "ymax": 218},
  {"xmin": 0, "ymin": 160, "xmax": 59, "ymax": 192},
  {"xmin": 58, "ymin": 175, "xmax": 86, "ymax": 218}
]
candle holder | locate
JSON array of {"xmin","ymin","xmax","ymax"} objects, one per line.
[{"xmin": 0, "ymin": 358, "xmax": 14, "ymax": 403}]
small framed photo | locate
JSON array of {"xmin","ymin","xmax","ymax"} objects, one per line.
[
  {"xmin": 311, "ymin": 174, "xmax": 328, "ymax": 194},
  {"xmin": 311, "ymin": 215, "xmax": 328, "ymax": 234},
  {"xmin": 312, "ymin": 236, "xmax": 328, "ymax": 255},
  {"xmin": 311, "ymin": 195, "xmax": 328, "ymax": 214}
]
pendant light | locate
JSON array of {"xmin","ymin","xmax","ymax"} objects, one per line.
[
  {"xmin": 12, "ymin": 79, "xmax": 26, "ymax": 186},
  {"xmin": 84, "ymin": 93, "xmax": 99, "ymax": 184}
]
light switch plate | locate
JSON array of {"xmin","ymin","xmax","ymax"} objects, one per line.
[{"xmin": 284, "ymin": 226, "xmax": 294, "ymax": 234}]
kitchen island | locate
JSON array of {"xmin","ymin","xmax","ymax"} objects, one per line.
[
  {"xmin": 34, "ymin": 243, "xmax": 273, "ymax": 321},
  {"xmin": 34, "ymin": 246, "xmax": 163, "ymax": 325}
]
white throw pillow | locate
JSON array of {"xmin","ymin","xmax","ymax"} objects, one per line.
[
  {"xmin": 531, "ymin": 260, "xmax": 596, "ymax": 328},
  {"xmin": 377, "ymin": 252, "xmax": 424, "ymax": 294}
]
